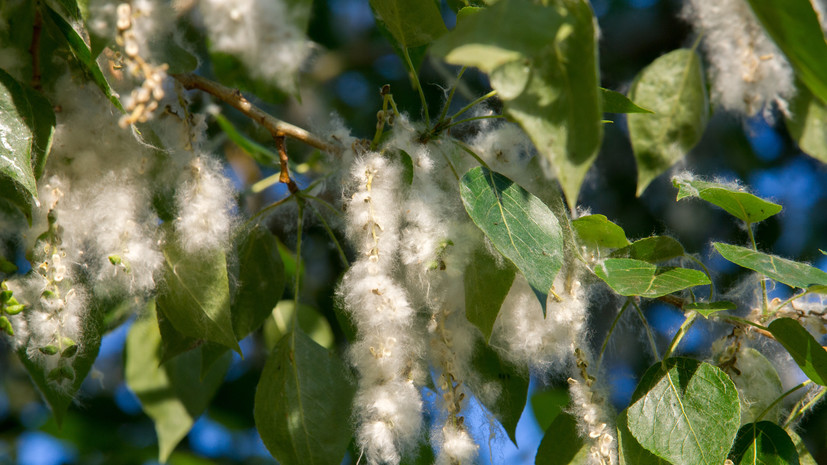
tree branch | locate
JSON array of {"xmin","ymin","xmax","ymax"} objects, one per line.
[{"xmin": 171, "ymin": 73, "xmax": 342, "ymax": 155}]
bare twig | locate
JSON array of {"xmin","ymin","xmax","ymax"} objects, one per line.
[
  {"xmin": 171, "ymin": 73, "xmax": 342, "ymax": 155},
  {"xmin": 275, "ymin": 135, "xmax": 299, "ymax": 193}
]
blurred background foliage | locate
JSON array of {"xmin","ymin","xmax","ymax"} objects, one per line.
[{"xmin": 1, "ymin": 0, "xmax": 826, "ymax": 463}]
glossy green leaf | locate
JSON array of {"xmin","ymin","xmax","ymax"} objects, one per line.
[
  {"xmin": 42, "ymin": 4, "xmax": 123, "ymax": 111},
  {"xmin": 434, "ymin": 0, "xmax": 602, "ymax": 210},
  {"xmin": 617, "ymin": 410, "xmax": 670, "ymax": 465},
  {"xmin": 17, "ymin": 298, "xmax": 105, "ymax": 427},
  {"xmin": 535, "ymin": 413, "xmax": 590, "ymax": 465},
  {"xmin": 369, "ymin": 0, "xmax": 447, "ymax": 48},
  {"xmin": 724, "ymin": 348, "xmax": 783, "ymax": 424},
  {"xmin": 628, "ymin": 49, "xmax": 708, "ymax": 196},
  {"xmin": 602, "ymin": 87, "xmax": 653, "ymax": 114},
  {"xmin": 685, "ymin": 301, "xmax": 735, "ymax": 318},
  {"xmin": 610, "ymin": 236, "xmax": 685, "ymax": 263},
  {"xmin": 594, "ymin": 258, "xmax": 710, "ymax": 298},
  {"xmin": 156, "ymin": 237, "xmax": 240, "ymax": 354},
  {"xmin": 572, "ymin": 214, "xmax": 630, "ymax": 249},
  {"xmin": 460, "ymin": 166, "xmax": 564, "ymax": 312},
  {"xmin": 626, "ymin": 358, "xmax": 740, "ymax": 465},
  {"xmin": 255, "ymin": 329, "xmax": 355, "ymax": 465},
  {"xmin": 768, "ymin": 317, "xmax": 827, "ymax": 386},
  {"xmin": 464, "ymin": 245, "xmax": 516, "ymax": 342},
  {"xmin": 0, "ymin": 69, "xmax": 46, "ymax": 218},
  {"xmin": 674, "ymin": 178, "xmax": 782, "ymax": 224},
  {"xmin": 262, "ymin": 301, "xmax": 335, "ymax": 350},
  {"xmin": 746, "ymin": 0, "xmax": 827, "ymax": 106},
  {"xmin": 126, "ymin": 301, "xmax": 231, "ymax": 462},
  {"xmin": 531, "ymin": 388, "xmax": 569, "ymax": 432},
  {"xmin": 786, "ymin": 81, "xmax": 827, "ymax": 163},
  {"xmin": 472, "ymin": 339, "xmax": 528, "ymax": 445},
  {"xmin": 232, "ymin": 224, "xmax": 285, "ymax": 339},
  {"xmin": 729, "ymin": 422, "xmax": 799, "ymax": 465},
  {"xmin": 713, "ymin": 243, "xmax": 827, "ymax": 289}
]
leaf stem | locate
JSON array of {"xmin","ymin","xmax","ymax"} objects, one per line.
[
  {"xmin": 452, "ymin": 90, "xmax": 498, "ymax": 121},
  {"xmin": 632, "ymin": 299, "xmax": 660, "ymax": 361},
  {"xmin": 686, "ymin": 254, "xmax": 715, "ymax": 301},
  {"xmin": 597, "ymin": 298, "xmax": 631, "ymax": 370},
  {"xmin": 402, "ymin": 47, "xmax": 430, "ymax": 127},
  {"xmin": 783, "ymin": 384, "xmax": 824, "ymax": 427},
  {"xmin": 745, "ymin": 222, "xmax": 769, "ymax": 315},
  {"xmin": 442, "ymin": 114, "xmax": 506, "ymax": 131},
  {"xmin": 663, "ymin": 311, "xmax": 698, "ymax": 359},
  {"xmin": 755, "ymin": 380, "xmax": 810, "ymax": 423},
  {"xmin": 437, "ymin": 66, "xmax": 467, "ymax": 124},
  {"xmin": 305, "ymin": 197, "xmax": 349, "ymax": 267},
  {"xmin": 293, "ymin": 197, "xmax": 305, "ymax": 325},
  {"xmin": 451, "ymin": 139, "xmax": 490, "ymax": 169}
]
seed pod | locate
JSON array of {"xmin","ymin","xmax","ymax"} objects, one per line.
[
  {"xmin": 0, "ymin": 316, "xmax": 13, "ymax": 336},
  {"xmin": 39, "ymin": 345, "xmax": 59, "ymax": 356},
  {"xmin": 0, "ymin": 290, "xmax": 11, "ymax": 304},
  {"xmin": 61, "ymin": 337, "xmax": 78, "ymax": 358},
  {"xmin": 4, "ymin": 304, "xmax": 24, "ymax": 315}
]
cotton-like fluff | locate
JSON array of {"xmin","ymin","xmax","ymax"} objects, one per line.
[
  {"xmin": 198, "ymin": 0, "xmax": 312, "ymax": 93},
  {"xmin": 683, "ymin": 0, "xmax": 795, "ymax": 116},
  {"xmin": 568, "ymin": 376, "xmax": 617, "ymax": 465},
  {"xmin": 492, "ymin": 273, "xmax": 589, "ymax": 376},
  {"xmin": 433, "ymin": 423, "xmax": 478, "ymax": 465},
  {"xmin": 338, "ymin": 153, "xmax": 423, "ymax": 465},
  {"xmin": 174, "ymin": 156, "xmax": 237, "ymax": 254}
]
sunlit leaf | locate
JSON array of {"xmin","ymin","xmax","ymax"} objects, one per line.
[
  {"xmin": 610, "ymin": 236, "xmax": 685, "ymax": 263},
  {"xmin": 126, "ymin": 301, "xmax": 231, "ymax": 462},
  {"xmin": 729, "ymin": 422, "xmax": 798, "ymax": 465},
  {"xmin": 768, "ymin": 317, "xmax": 827, "ymax": 386},
  {"xmin": 713, "ymin": 243, "xmax": 827, "ymax": 289},
  {"xmin": 628, "ymin": 49, "xmax": 708, "ymax": 196},
  {"xmin": 262, "ymin": 301, "xmax": 335, "ymax": 350},
  {"xmin": 464, "ymin": 245, "xmax": 516, "ymax": 342},
  {"xmin": 369, "ymin": 0, "xmax": 447, "ymax": 49},
  {"xmin": 746, "ymin": 0, "xmax": 827, "ymax": 106},
  {"xmin": 617, "ymin": 410, "xmax": 670, "ymax": 465},
  {"xmin": 255, "ymin": 329, "xmax": 355, "ymax": 465},
  {"xmin": 460, "ymin": 166, "xmax": 564, "ymax": 313},
  {"xmin": 722, "ymin": 348, "xmax": 783, "ymax": 424},
  {"xmin": 602, "ymin": 87, "xmax": 653, "ymax": 114},
  {"xmin": 626, "ymin": 358, "xmax": 740, "ymax": 465},
  {"xmin": 572, "ymin": 214, "xmax": 629, "ymax": 249},
  {"xmin": 786, "ymin": 81, "xmax": 827, "ymax": 163},
  {"xmin": 674, "ymin": 178, "xmax": 782, "ymax": 224},
  {"xmin": 156, "ymin": 236, "xmax": 240, "ymax": 354},
  {"xmin": 685, "ymin": 301, "xmax": 735, "ymax": 319},
  {"xmin": 434, "ymin": 0, "xmax": 602, "ymax": 210},
  {"xmin": 595, "ymin": 258, "xmax": 710, "ymax": 298}
]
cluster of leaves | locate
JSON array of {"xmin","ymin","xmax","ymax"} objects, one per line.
[{"xmin": 1, "ymin": 0, "xmax": 827, "ymax": 464}]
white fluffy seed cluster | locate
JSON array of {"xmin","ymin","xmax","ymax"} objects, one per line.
[
  {"xmin": 568, "ymin": 376, "xmax": 617, "ymax": 465},
  {"xmin": 198, "ymin": 0, "xmax": 312, "ymax": 94},
  {"xmin": 339, "ymin": 153, "xmax": 424, "ymax": 465},
  {"xmin": 683, "ymin": 0, "xmax": 795, "ymax": 117},
  {"xmin": 174, "ymin": 156, "xmax": 237, "ymax": 254}
]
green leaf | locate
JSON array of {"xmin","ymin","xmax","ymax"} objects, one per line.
[
  {"xmin": 674, "ymin": 178, "xmax": 782, "ymax": 224},
  {"xmin": 610, "ymin": 236, "xmax": 685, "ymax": 263},
  {"xmin": 231, "ymin": 224, "xmax": 285, "ymax": 339},
  {"xmin": 471, "ymin": 339, "xmax": 528, "ymax": 445},
  {"xmin": 535, "ymin": 413, "xmax": 590, "ymax": 465},
  {"xmin": 685, "ymin": 301, "xmax": 736, "ymax": 318},
  {"xmin": 601, "ymin": 88, "xmax": 653, "ymax": 114},
  {"xmin": 729, "ymin": 422, "xmax": 799, "ymax": 465},
  {"xmin": 628, "ymin": 49, "xmax": 708, "ymax": 196},
  {"xmin": 156, "ymin": 308, "xmax": 198, "ymax": 364},
  {"xmin": 262, "ymin": 301, "xmax": 335, "ymax": 350},
  {"xmin": 460, "ymin": 166, "xmax": 564, "ymax": 313},
  {"xmin": 464, "ymin": 245, "xmax": 516, "ymax": 342},
  {"xmin": 787, "ymin": 429, "xmax": 818, "ymax": 465},
  {"xmin": 617, "ymin": 410, "xmax": 671, "ymax": 465},
  {"xmin": 0, "ymin": 69, "xmax": 47, "ymax": 218},
  {"xmin": 786, "ymin": 81, "xmax": 827, "ymax": 163},
  {"xmin": 713, "ymin": 243, "xmax": 827, "ymax": 289},
  {"xmin": 125, "ymin": 301, "xmax": 231, "ymax": 462},
  {"xmin": 42, "ymin": 4, "xmax": 123, "ymax": 112},
  {"xmin": 433, "ymin": 0, "xmax": 603, "ymax": 210},
  {"xmin": 594, "ymin": 258, "xmax": 710, "ymax": 298},
  {"xmin": 768, "ymin": 317, "xmax": 827, "ymax": 386},
  {"xmin": 531, "ymin": 387, "xmax": 569, "ymax": 433},
  {"xmin": 746, "ymin": 0, "xmax": 827, "ymax": 106},
  {"xmin": 572, "ymin": 214, "xmax": 630, "ymax": 249},
  {"xmin": 722, "ymin": 348, "xmax": 783, "ymax": 424},
  {"xmin": 626, "ymin": 358, "xmax": 740, "ymax": 465},
  {"xmin": 369, "ymin": 0, "xmax": 447, "ymax": 49},
  {"xmin": 156, "ymin": 237, "xmax": 240, "ymax": 354},
  {"xmin": 255, "ymin": 329, "xmax": 355, "ymax": 465}
]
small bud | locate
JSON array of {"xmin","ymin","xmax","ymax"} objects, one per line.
[
  {"xmin": 61, "ymin": 337, "xmax": 78, "ymax": 358},
  {"xmin": 380, "ymin": 84, "xmax": 390, "ymax": 96},
  {"xmin": 4, "ymin": 304, "xmax": 24, "ymax": 315},
  {"xmin": 0, "ymin": 290, "xmax": 11, "ymax": 304},
  {"xmin": 108, "ymin": 255, "xmax": 122, "ymax": 266}
]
